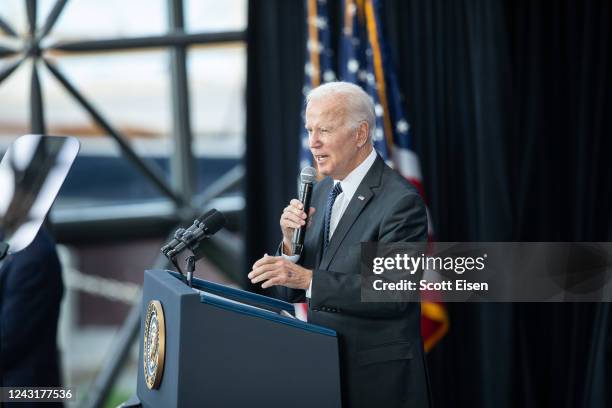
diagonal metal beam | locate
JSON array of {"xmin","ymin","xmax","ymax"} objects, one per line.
[
  {"xmin": 0, "ymin": 45, "xmax": 19, "ymax": 58},
  {"xmin": 26, "ymin": 0, "xmax": 38, "ymax": 37},
  {"xmin": 81, "ymin": 286, "xmax": 143, "ymax": 408},
  {"xmin": 39, "ymin": 0, "xmax": 69, "ymax": 39},
  {"xmin": 82, "ymin": 247, "xmax": 169, "ymax": 408},
  {"xmin": 0, "ymin": 57, "xmax": 24, "ymax": 85},
  {"xmin": 47, "ymin": 31, "xmax": 244, "ymax": 53},
  {"xmin": 43, "ymin": 58, "xmax": 186, "ymax": 207},
  {"xmin": 30, "ymin": 61, "xmax": 46, "ymax": 134},
  {"xmin": 0, "ymin": 15, "xmax": 18, "ymax": 37},
  {"xmin": 193, "ymin": 164, "xmax": 244, "ymax": 208}
]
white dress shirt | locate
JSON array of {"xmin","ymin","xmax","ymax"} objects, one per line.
[{"xmin": 283, "ymin": 148, "xmax": 378, "ymax": 298}]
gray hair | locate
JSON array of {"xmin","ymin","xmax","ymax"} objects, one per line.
[{"xmin": 306, "ymin": 81, "xmax": 376, "ymax": 140}]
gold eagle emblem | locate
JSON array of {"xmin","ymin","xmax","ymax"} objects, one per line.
[{"xmin": 143, "ymin": 300, "xmax": 166, "ymax": 389}]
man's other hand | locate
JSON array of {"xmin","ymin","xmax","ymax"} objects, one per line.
[{"xmin": 248, "ymin": 254, "xmax": 312, "ymax": 289}]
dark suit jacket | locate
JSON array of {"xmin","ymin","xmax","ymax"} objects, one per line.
[
  {"xmin": 276, "ymin": 155, "xmax": 431, "ymax": 408},
  {"xmin": 0, "ymin": 228, "xmax": 63, "ymax": 393}
]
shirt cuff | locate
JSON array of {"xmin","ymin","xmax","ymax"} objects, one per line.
[
  {"xmin": 280, "ymin": 242, "xmax": 311, "ymax": 297},
  {"xmin": 305, "ymin": 279, "xmax": 312, "ymax": 298},
  {"xmin": 280, "ymin": 243, "xmax": 300, "ymax": 263}
]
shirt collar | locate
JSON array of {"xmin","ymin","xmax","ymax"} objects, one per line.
[{"xmin": 334, "ymin": 148, "xmax": 377, "ymax": 202}]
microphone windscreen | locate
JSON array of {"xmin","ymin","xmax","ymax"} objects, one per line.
[
  {"xmin": 197, "ymin": 208, "xmax": 217, "ymax": 222},
  {"xmin": 300, "ymin": 166, "xmax": 317, "ymax": 184},
  {"xmin": 202, "ymin": 209, "xmax": 226, "ymax": 235}
]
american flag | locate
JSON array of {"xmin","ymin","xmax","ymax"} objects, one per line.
[
  {"xmin": 299, "ymin": 0, "xmax": 448, "ymax": 351},
  {"xmin": 299, "ymin": 0, "xmax": 337, "ymax": 170}
]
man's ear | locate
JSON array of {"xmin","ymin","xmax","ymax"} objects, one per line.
[{"xmin": 356, "ymin": 121, "xmax": 369, "ymax": 147}]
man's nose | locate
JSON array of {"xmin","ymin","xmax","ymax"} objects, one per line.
[{"xmin": 309, "ymin": 132, "xmax": 322, "ymax": 148}]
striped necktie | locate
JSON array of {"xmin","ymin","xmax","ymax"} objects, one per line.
[{"xmin": 323, "ymin": 182, "xmax": 343, "ymax": 254}]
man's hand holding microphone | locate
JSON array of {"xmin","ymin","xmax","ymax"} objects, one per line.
[{"xmin": 248, "ymin": 167, "xmax": 317, "ymax": 290}]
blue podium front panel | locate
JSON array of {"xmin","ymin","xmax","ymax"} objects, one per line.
[{"xmin": 137, "ymin": 270, "xmax": 342, "ymax": 408}]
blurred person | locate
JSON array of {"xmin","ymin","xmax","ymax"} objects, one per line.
[
  {"xmin": 0, "ymin": 227, "xmax": 64, "ymax": 406},
  {"xmin": 249, "ymin": 82, "xmax": 430, "ymax": 408}
]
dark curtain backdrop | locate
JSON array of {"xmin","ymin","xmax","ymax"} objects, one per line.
[
  {"xmin": 246, "ymin": 1, "xmax": 611, "ymax": 407},
  {"xmin": 245, "ymin": 0, "xmax": 305, "ymax": 276}
]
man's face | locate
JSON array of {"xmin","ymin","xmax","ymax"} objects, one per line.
[{"xmin": 305, "ymin": 96, "xmax": 362, "ymax": 180}]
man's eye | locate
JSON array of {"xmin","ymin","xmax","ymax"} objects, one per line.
[{"xmin": 320, "ymin": 128, "xmax": 329, "ymax": 133}]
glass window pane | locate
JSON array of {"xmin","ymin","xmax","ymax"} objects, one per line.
[
  {"xmin": 185, "ymin": 0, "xmax": 247, "ymax": 33},
  {"xmin": 188, "ymin": 44, "xmax": 245, "ymax": 193},
  {"xmin": 43, "ymin": 51, "xmax": 174, "ymax": 206},
  {"xmin": 39, "ymin": 60, "xmax": 101, "ymax": 138},
  {"xmin": 44, "ymin": 0, "xmax": 167, "ymax": 41},
  {"xmin": 0, "ymin": 58, "xmax": 29, "ymax": 141},
  {"xmin": 0, "ymin": 1, "xmax": 248, "ymax": 207},
  {"xmin": 47, "ymin": 51, "xmax": 172, "ymax": 140},
  {"xmin": 0, "ymin": 2, "xmax": 27, "ymax": 37}
]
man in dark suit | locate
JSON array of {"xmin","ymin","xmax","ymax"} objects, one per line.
[
  {"xmin": 249, "ymin": 82, "xmax": 430, "ymax": 407},
  {"xmin": 0, "ymin": 227, "xmax": 64, "ymax": 398}
]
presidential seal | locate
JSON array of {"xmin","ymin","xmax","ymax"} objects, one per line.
[{"xmin": 143, "ymin": 300, "xmax": 166, "ymax": 390}]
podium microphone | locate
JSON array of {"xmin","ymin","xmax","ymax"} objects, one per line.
[
  {"xmin": 292, "ymin": 166, "xmax": 317, "ymax": 256},
  {"xmin": 161, "ymin": 209, "xmax": 216, "ymax": 256},
  {"xmin": 166, "ymin": 209, "xmax": 226, "ymax": 259}
]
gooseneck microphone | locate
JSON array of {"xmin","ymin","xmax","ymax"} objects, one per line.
[
  {"xmin": 292, "ymin": 166, "xmax": 317, "ymax": 256},
  {"xmin": 162, "ymin": 209, "xmax": 226, "ymax": 259},
  {"xmin": 161, "ymin": 209, "xmax": 216, "ymax": 257},
  {"xmin": 160, "ymin": 209, "xmax": 226, "ymax": 287}
]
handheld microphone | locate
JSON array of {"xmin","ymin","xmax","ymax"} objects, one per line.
[
  {"xmin": 292, "ymin": 166, "xmax": 317, "ymax": 255},
  {"xmin": 161, "ymin": 209, "xmax": 216, "ymax": 256},
  {"xmin": 166, "ymin": 209, "xmax": 226, "ymax": 259}
]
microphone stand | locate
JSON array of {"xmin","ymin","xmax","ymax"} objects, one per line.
[
  {"xmin": 163, "ymin": 227, "xmax": 208, "ymax": 288},
  {"xmin": 182, "ymin": 232, "xmax": 209, "ymax": 288},
  {"xmin": 171, "ymin": 248, "xmax": 199, "ymax": 288},
  {"xmin": 185, "ymin": 255, "xmax": 196, "ymax": 288}
]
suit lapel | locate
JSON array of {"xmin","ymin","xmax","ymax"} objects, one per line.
[{"xmin": 319, "ymin": 156, "xmax": 384, "ymax": 270}]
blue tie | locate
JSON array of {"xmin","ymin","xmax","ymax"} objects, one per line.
[{"xmin": 323, "ymin": 182, "xmax": 343, "ymax": 255}]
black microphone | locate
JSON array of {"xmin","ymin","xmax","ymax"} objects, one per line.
[
  {"xmin": 161, "ymin": 209, "xmax": 216, "ymax": 256},
  {"xmin": 292, "ymin": 166, "xmax": 317, "ymax": 255},
  {"xmin": 166, "ymin": 209, "xmax": 226, "ymax": 259}
]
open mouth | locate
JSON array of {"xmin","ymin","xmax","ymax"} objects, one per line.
[{"xmin": 315, "ymin": 155, "xmax": 329, "ymax": 162}]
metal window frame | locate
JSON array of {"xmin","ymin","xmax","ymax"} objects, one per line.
[
  {"xmin": 0, "ymin": 0, "xmax": 246, "ymax": 227},
  {"xmin": 0, "ymin": 1, "xmax": 247, "ymax": 407}
]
